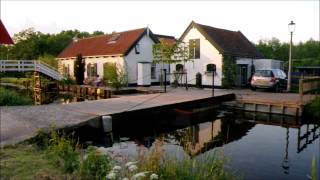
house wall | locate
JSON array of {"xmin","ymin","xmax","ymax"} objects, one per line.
[
  {"xmin": 58, "ymin": 59, "xmax": 75, "ymax": 78},
  {"xmin": 171, "ymin": 27, "xmax": 223, "ymax": 86},
  {"xmin": 124, "ymin": 33, "xmax": 169, "ymax": 85},
  {"xmin": 84, "ymin": 56, "xmax": 125, "ymax": 79}
]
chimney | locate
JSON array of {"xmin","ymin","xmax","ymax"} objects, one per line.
[{"xmin": 72, "ymin": 35, "xmax": 79, "ymax": 42}]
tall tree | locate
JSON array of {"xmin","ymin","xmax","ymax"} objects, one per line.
[{"xmin": 74, "ymin": 54, "xmax": 85, "ymax": 85}]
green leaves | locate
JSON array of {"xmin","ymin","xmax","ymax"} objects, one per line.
[
  {"xmin": 152, "ymin": 42, "xmax": 192, "ymax": 65},
  {"xmin": 74, "ymin": 54, "xmax": 85, "ymax": 85}
]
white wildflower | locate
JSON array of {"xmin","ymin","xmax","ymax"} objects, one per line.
[
  {"xmin": 112, "ymin": 165, "xmax": 122, "ymax": 172},
  {"xmin": 128, "ymin": 164, "xmax": 138, "ymax": 172},
  {"xmin": 131, "ymin": 171, "xmax": 149, "ymax": 180},
  {"xmin": 106, "ymin": 172, "xmax": 117, "ymax": 179},
  {"xmin": 125, "ymin": 161, "xmax": 138, "ymax": 167},
  {"xmin": 122, "ymin": 178, "xmax": 129, "ymax": 180},
  {"xmin": 150, "ymin": 173, "xmax": 159, "ymax": 180}
]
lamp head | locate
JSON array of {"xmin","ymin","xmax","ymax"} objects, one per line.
[{"xmin": 288, "ymin": 20, "xmax": 296, "ymax": 33}]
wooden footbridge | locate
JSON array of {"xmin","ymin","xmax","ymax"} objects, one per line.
[
  {"xmin": 0, "ymin": 60, "xmax": 63, "ymax": 80},
  {"xmin": 0, "ymin": 60, "xmax": 64, "ymax": 104}
]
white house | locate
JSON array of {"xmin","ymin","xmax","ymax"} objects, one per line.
[
  {"xmin": 171, "ymin": 21, "xmax": 263, "ymax": 87},
  {"xmin": 57, "ymin": 28, "xmax": 170, "ymax": 86}
]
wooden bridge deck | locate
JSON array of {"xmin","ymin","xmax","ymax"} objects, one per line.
[{"xmin": 0, "ymin": 88, "xmax": 234, "ymax": 146}]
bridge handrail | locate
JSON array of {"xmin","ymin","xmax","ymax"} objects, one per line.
[{"xmin": 0, "ymin": 60, "xmax": 63, "ymax": 80}]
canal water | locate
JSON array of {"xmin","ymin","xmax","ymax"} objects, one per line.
[{"xmin": 73, "ymin": 107, "xmax": 318, "ymax": 180}]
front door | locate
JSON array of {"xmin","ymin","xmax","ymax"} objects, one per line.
[{"xmin": 240, "ymin": 65, "xmax": 248, "ymax": 87}]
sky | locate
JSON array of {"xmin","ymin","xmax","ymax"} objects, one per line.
[{"xmin": 0, "ymin": 0, "xmax": 319, "ymax": 44}]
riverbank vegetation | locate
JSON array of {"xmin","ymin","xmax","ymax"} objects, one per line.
[
  {"xmin": 303, "ymin": 97, "xmax": 320, "ymax": 119},
  {"xmin": 0, "ymin": 129, "xmax": 234, "ymax": 180},
  {"xmin": 0, "ymin": 87, "xmax": 32, "ymax": 106}
]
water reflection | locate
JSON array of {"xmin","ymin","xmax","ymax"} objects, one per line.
[
  {"xmin": 54, "ymin": 92, "xmax": 103, "ymax": 104},
  {"xmin": 73, "ymin": 107, "xmax": 319, "ymax": 180}
]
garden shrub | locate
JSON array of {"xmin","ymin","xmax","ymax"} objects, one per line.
[
  {"xmin": 80, "ymin": 146, "xmax": 112, "ymax": 179},
  {"xmin": 222, "ymin": 55, "xmax": 236, "ymax": 88},
  {"xmin": 303, "ymin": 97, "xmax": 320, "ymax": 119}
]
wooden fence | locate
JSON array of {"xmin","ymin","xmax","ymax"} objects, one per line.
[{"xmin": 299, "ymin": 77, "xmax": 320, "ymax": 104}]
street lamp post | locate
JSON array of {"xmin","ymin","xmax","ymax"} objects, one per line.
[{"xmin": 287, "ymin": 20, "xmax": 295, "ymax": 92}]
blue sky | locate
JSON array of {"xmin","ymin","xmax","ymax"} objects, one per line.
[{"xmin": 1, "ymin": 0, "xmax": 319, "ymax": 43}]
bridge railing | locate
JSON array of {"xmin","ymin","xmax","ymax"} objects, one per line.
[{"xmin": 0, "ymin": 60, "xmax": 63, "ymax": 80}]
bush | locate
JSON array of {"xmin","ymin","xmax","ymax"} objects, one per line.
[
  {"xmin": 74, "ymin": 54, "xmax": 85, "ymax": 85},
  {"xmin": 139, "ymin": 149, "xmax": 234, "ymax": 180},
  {"xmin": 103, "ymin": 63, "xmax": 127, "ymax": 90},
  {"xmin": 303, "ymin": 97, "xmax": 320, "ymax": 119},
  {"xmin": 59, "ymin": 77, "xmax": 75, "ymax": 85},
  {"xmin": 46, "ymin": 131, "xmax": 80, "ymax": 173},
  {"xmin": 0, "ymin": 87, "xmax": 32, "ymax": 106},
  {"xmin": 80, "ymin": 146, "xmax": 112, "ymax": 179}
]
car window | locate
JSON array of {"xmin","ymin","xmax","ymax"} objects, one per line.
[
  {"xmin": 281, "ymin": 70, "xmax": 287, "ymax": 78},
  {"xmin": 274, "ymin": 70, "xmax": 281, "ymax": 78},
  {"xmin": 255, "ymin": 70, "xmax": 273, "ymax": 77}
]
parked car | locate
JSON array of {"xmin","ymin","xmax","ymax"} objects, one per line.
[{"xmin": 250, "ymin": 69, "xmax": 287, "ymax": 92}]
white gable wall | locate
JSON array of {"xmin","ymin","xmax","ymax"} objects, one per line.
[
  {"xmin": 124, "ymin": 33, "xmax": 169, "ymax": 84},
  {"xmin": 172, "ymin": 27, "xmax": 223, "ymax": 86}
]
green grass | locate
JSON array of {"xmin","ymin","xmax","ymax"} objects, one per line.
[
  {"xmin": 0, "ymin": 77, "xmax": 32, "ymax": 85},
  {"xmin": 0, "ymin": 144, "xmax": 75, "ymax": 180},
  {"xmin": 0, "ymin": 87, "xmax": 33, "ymax": 106},
  {"xmin": 139, "ymin": 149, "xmax": 235, "ymax": 180}
]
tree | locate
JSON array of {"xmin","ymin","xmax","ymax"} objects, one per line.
[
  {"xmin": 74, "ymin": 54, "xmax": 85, "ymax": 85},
  {"xmin": 153, "ymin": 42, "xmax": 191, "ymax": 86},
  {"xmin": 103, "ymin": 63, "xmax": 127, "ymax": 90}
]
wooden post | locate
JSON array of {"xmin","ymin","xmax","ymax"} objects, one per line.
[
  {"xmin": 299, "ymin": 78, "xmax": 303, "ymax": 105},
  {"xmin": 33, "ymin": 71, "xmax": 42, "ymax": 105}
]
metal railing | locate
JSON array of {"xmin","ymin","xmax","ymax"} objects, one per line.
[{"xmin": 0, "ymin": 60, "xmax": 63, "ymax": 80}]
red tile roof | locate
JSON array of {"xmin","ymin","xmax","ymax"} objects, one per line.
[
  {"xmin": 0, "ymin": 20, "xmax": 14, "ymax": 45},
  {"xmin": 58, "ymin": 28, "xmax": 158, "ymax": 59},
  {"xmin": 180, "ymin": 21, "xmax": 263, "ymax": 58}
]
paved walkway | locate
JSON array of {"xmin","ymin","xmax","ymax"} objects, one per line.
[{"xmin": 0, "ymin": 88, "xmax": 231, "ymax": 146}]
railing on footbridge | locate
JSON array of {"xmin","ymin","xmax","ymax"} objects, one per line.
[{"xmin": 0, "ymin": 60, "xmax": 63, "ymax": 80}]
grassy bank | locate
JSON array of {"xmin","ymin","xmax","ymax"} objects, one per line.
[
  {"xmin": 0, "ymin": 129, "xmax": 235, "ymax": 180},
  {"xmin": 0, "ymin": 144, "xmax": 74, "ymax": 179},
  {"xmin": 0, "ymin": 87, "xmax": 33, "ymax": 106},
  {"xmin": 303, "ymin": 97, "xmax": 320, "ymax": 119}
]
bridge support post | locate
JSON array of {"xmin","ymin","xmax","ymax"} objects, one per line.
[{"xmin": 33, "ymin": 71, "xmax": 42, "ymax": 105}]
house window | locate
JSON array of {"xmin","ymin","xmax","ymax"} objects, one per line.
[
  {"xmin": 206, "ymin": 64, "xmax": 216, "ymax": 72},
  {"xmin": 87, "ymin": 63, "xmax": 97, "ymax": 78},
  {"xmin": 176, "ymin": 64, "xmax": 184, "ymax": 72},
  {"xmin": 151, "ymin": 63, "xmax": 156, "ymax": 79},
  {"xmin": 189, "ymin": 39, "xmax": 200, "ymax": 59},
  {"xmin": 135, "ymin": 44, "xmax": 140, "ymax": 54}
]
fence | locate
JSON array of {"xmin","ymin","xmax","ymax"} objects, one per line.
[{"xmin": 299, "ymin": 77, "xmax": 320, "ymax": 104}]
